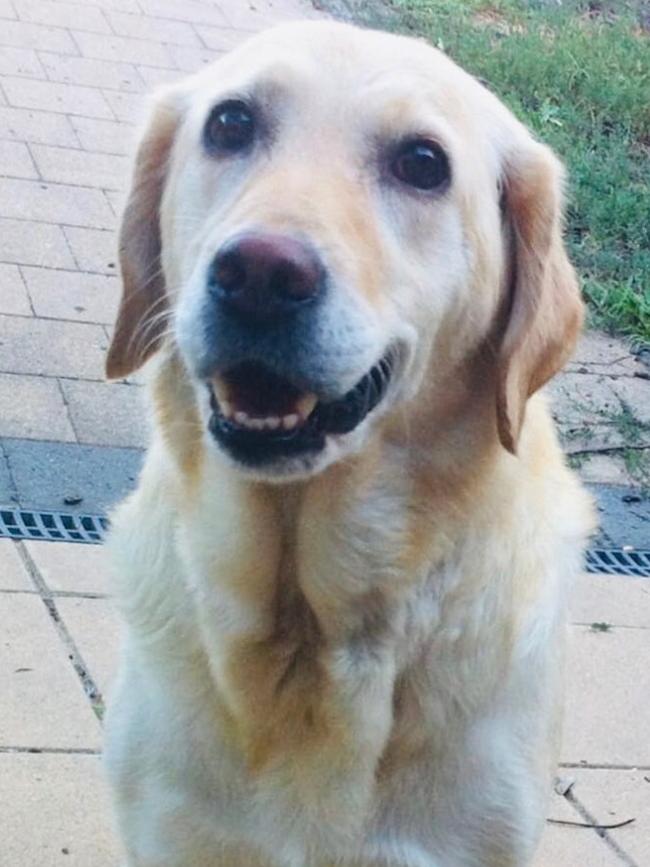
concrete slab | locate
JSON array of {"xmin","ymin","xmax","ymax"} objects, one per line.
[
  {"xmin": 56, "ymin": 596, "xmax": 120, "ymax": 698},
  {"xmin": 0, "ymin": 438, "xmax": 18, "ymax": 506},
  {"xmin": 1, "ymin": 438, "xmax": 142, "ymax": 514},
  {"xmin": 533, "ymin": 821, "xmax": 622, "ymax": 866},
  {"xmin": 566, "ymin": 769, "xmax": 650, "ymax": 867},
  {"xmin": 22, "ymin": 266, "xmax": 120, "ymax": 325},
  {"xmin": 562, "ymin": 625, "xmax": 650, "ymax": 766},
  {"xmin": 24, "ymin": 539, "xmax": 112, "ymax": 594},
  {"xmin": 0, "ymin": 262, "xmax": 31, "ymax": 316},
  {"xmin": 588, "ymin": 483, "xmax": 650, "ymax": 549},
  {"xmin": 0, "ymin": 594, "xmax": 101, "ymax": 748},
  {"xmin": 0, "ymin": 314, "xmax": 108, "ymax": 380},
  {"xmin": 0, "ymin": 753, "xmax": 120, "ymax": 867},
  {"xmin": 0, "ymin": 538, "xmax": 32, "ymax": 590},
  {"xmin": 0, "ymin": 372, "xmax": 75, "ymax": 441},
  {"xmin": 60, "ymin": 379, "xmax": 148, "ymax": 448},
  {"xmin": 571, "ymin": 572, "xmax": 650, "ymax": 629}
]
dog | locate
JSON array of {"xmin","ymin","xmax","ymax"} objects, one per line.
[{"xmin": 103, "ymin": 19, "xmax": 595, "ymax": 867}]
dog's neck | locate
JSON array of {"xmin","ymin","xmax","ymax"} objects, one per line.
[
  {"xmin": 152, "ymin": 344, "xmax": 504, "ymax": 519},
  {"xmin": 145, "ymin": 349, "xmax": 516, "ymax": 821}
]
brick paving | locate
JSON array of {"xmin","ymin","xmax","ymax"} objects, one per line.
[
  {"xmin": 0, "ymin": 1, "xmax": 648, "ymax": 865},
  {"xmin": 0, "ymin": 0, "xmax": 318, "ymax": 460}
]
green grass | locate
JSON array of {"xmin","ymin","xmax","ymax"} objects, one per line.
[{"xmin": 378, "ymin": 0, "xmax": 650, "ymax": 341}]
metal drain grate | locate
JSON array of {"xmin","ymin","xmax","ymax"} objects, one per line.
[
  {"xmin": 586, "ymin": 548, "xmax": 650, "ymax": 577},
  {"xmin": 1, "ymin": 507, "xmax": 649, "ymax": 576},
  {"xmin": 0, "ymin": 508, "xmax": 108, "ymax": 544}
]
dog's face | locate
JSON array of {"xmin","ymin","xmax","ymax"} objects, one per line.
[{"xmin": 107, "ymin": 22, "xmax": 582, "ymax": 480}]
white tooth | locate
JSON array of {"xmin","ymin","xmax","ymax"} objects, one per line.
[
  {"xmin": 211, "ymin": 377, "xmax": 230, "ymax": 405},
  {"xmin": 248, "ymin": 418, "xmax": 265, "ymax": 430},
  {"xmin": 295, "ymin": 393, "xmax": 318, "ymax": 420},
  {"xmin": 282, "ymin": 414, "xmax": 299, "ymax": 430},
  {"xmin": 234, "ymin": 411, "xmax": 249, "ymax": 426},
  {"xmin": 220, "ymin": 399, "xmax": 233, "ymax": 419},
  {"xmin": 265, "ymin": 416, "xmax": 281, "ymax": 430}
]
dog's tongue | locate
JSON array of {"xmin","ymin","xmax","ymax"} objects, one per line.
[{"xmin": 213, "ymin": 362, "xmax": 316, "ymax": 418}]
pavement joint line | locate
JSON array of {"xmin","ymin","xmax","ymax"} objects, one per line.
[
  {"xmin": 564, "ymin": 787, "xmax": 639, "ymax": 866},
  {"xmin": 60, "ymin": 219, "xmax": 83, "ymax": 271},
  {"xmin": 14, "ymin": 540, "xmax": 107, "ymax": 722},
  {"xmin": 571, "ymin": 622, "xmax": 650, "ymax": 631},
  {"xmin": 22, "ymin": 140, "xmax": 42, "ymax": 182},
  {"xmin": 15, "ymin": 75, "xmax": 154, "ymax": 100},
  {"xmin": 51, "ymin": 589, "xmax": 109, "ymax": 599},
  {"xmin": 0, "ymin": 745, "xmax": 100, "ymax": 755},
  {"xmin": 0, "ymin": 438, "xmax": 19, "ymax": 504},
  {"xmin": 16, "ymin": 264, "xmax": 37, "ymax": 317},
  {"xmin": 1, "ymin": 258, "xmax": 117, "ymax": 276},
  {"xmin": 0, "ymin": 312, "xmax": 115, "ymax": 328},
  {"xmin": 1, "ymin": 172, "xmax": 124, "ymax": 193},
  {"xmin": 56, "ymin": 375, "xmax": 81, "ymax": 444},
  {"xmin": 560, "ymin": 762, "xmax": 650, "ymax": 771},
  {"xmin": 0, "ymin": 213, "xmax": 116, "ymax": 229},
  {"xmin": 1, "ymin": 20, "xmax": 132, "ymax": 42},
  {"xmin": 1, "ymin": 586, "xmax": 108, "ymax": 598},
  {"xmin": 0, "ymin": 371, "xmax": 140, "ymax": 387}
]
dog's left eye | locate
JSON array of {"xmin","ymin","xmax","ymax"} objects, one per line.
[
  {"xmin": 203, "ymin": 100, "xmax": 256, "ymax": 154},
  {"xmin": 391, "ymin": 139, "xmax": 450, "ymax": 191}
]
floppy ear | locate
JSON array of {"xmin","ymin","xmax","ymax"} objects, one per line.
[
  {"xmin": 496, "ymin": 140, "xmax": 584, "ymax": 453},
  {"xmin": 105, "ymin": 93, "xmax": 181, "ymax": 380}
]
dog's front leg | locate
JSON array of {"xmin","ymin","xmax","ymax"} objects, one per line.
[{"xmin": 176, "ymin": 474, "xmax": 402, "ymax": 850}]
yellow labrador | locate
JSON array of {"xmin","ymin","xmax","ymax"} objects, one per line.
[{"xmin": 104, "ymin": 20, "xmax": 594, "ymax": 867}]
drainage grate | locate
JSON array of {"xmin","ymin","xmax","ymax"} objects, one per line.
[
  {"xmin": 586, "ymin": 548, "xmax": 650, "ymax": 577},
  {"xmin": 1, "ymin": 507, "xmax": 649, "ymax": 576},
  {"xmin": 0, "ymin": 508, "xmax": 108, "ymax": 544}
]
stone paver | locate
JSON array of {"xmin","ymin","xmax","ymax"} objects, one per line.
[
  {"xmin": 22, "ymin": 265, "xmax": 120, "ymax": 324},
  {"xmin": 0, "ymin": 592, "xmax": 102, "ymax": 748},
  {"xmin": 571, "ymin": 571, "xmax": 650, "ymax": 629},
  {"xmin": 56, "ymin": 596, "xmax": 121, "ymax": 696},
  {"xmin": 562, "ymin": 625, "xmax": 650, "ymax": 767},
  {"xmin": 0, "ymin": 537, "xmax": 31, "ymax": 589},
  {"xmin": 24, "ymin": 538, "xmax": 112, "ymax": 594},
  {"xmin": 0, "ymin": 372, "xmax": 75, "ymax": 441},
  {"xmin": 533, "ymin": 822, "xmax": 620, "ymax": 866},
  {"xmin": 1, "ymin": 437, "xmax": 143, "ymax": 512},
  {"xmin": 565, "ymin": 769, "xmax": 650, "ymax": 867},
  {"xmin": 60, "ymin": 378, "xmax": 148, "ymax": 448},
  {"xmin": 0, "ymin": 314, "xmax": 108, "ymax": 379},
  {"xmin": 0, "ymin": 262, "xmax": 32, "ymax": 315},
  {"xmin": 0, "ymin": 753, "xmax": 120, "ymax": 867},
  {"xmin": 62, "ymin": 225, "xmax": 118, "ymax": 274}
]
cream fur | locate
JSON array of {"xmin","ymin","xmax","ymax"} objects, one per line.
[{"xmin": 103, "ymin": 21, "xmax": 595, "ymax": 867}]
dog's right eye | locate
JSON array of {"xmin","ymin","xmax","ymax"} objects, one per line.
[{"xmin": 203, "ymin": 100, "xmax": 255, "ymax": 154}]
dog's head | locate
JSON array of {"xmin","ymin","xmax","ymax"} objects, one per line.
[{"xmin": 107, "ymin": 21, "xmax": 582, "ymax": 480}]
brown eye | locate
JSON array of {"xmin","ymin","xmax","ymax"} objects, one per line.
[
  {"xmin": 391, "ymin": 139, "xmax": 450, "ymax": 191},
  {"xmin": 204, "ymin": 100, "xmax": 255, "ymax": 154}
]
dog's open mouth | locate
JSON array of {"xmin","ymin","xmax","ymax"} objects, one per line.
[{"xmin": 207, "ymin": 351, "xmax": 396, "ymax": 466}]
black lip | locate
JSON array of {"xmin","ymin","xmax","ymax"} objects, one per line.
[{"xmin": 208, "ymin": 352, "xmax": 395, "ymax": 468}]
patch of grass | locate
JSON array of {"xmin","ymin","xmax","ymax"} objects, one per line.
[
  {"xmin": 604, "ymin": 399, "xmax": 650, "ymax": 443},
  {"xmin": 382, "ymin": 0, "xmax": 650, "ymax": 341},
  {"xmin": 622, "ymin": 445, "xmax": 650, "ymax": 486}
]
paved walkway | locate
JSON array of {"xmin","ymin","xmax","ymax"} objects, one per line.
[
  {"xmin": 1, "ymin": 536, "xmax": 648, "ymax": 865},
  {"xmin": 0, "ymin": 0, "xmax": 319, "ymax": 515},
  {"xmin": 0, "ymin": 1, "xmax": 648, "ymax": 865}
]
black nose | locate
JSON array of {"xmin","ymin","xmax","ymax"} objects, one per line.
[{"xmin": 209, "ymin": 233, "xmax": 324, "ymax": 322}]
